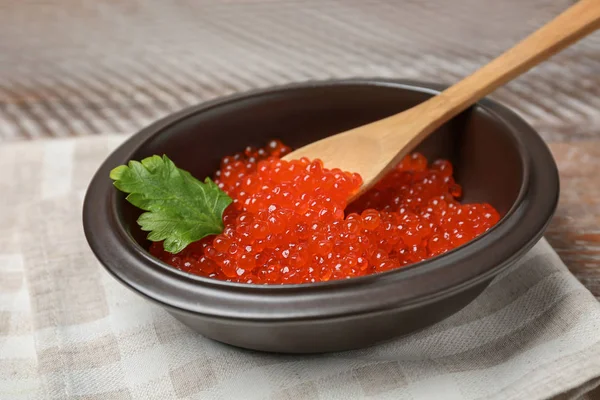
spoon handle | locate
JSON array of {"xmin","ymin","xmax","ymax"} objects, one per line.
[{"xmin": 412, "ymin": 0, "xmax": 600, "ymax": 133}]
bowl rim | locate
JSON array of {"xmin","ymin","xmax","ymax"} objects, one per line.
[{"xmin": 83, "ymin": 78, "xmax": 559, "ymax": 322}]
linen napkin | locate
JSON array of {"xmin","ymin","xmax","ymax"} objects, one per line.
[{"xmin": 1, "ymin": 135, "xmax": 600, "ymax": 400}]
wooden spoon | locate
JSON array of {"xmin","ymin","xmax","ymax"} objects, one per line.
[{"xmin": 283, "ymin": 0, "xmax": 600, "ymax": 201}]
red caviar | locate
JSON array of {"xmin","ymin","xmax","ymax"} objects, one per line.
[{"xmin": 150, "ymin": 139, "xmax": 500, "ymax": 284}]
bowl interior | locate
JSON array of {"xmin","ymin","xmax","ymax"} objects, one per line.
[{"xmin": 120, "ymin": 83, "xmax": 523, "ymax": 249}]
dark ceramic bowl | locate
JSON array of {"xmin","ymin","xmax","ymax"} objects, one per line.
[{"xmin": 83, "ymin": 79, "xmax": 559, "ymax": 353}]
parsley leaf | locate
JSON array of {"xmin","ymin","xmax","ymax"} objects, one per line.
[{"xmin": 110, "ymin": 155, "xmax": 232, "ymax": 254}]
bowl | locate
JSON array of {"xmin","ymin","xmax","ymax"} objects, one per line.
[{"xmin": 83, "ymin": 79, "xmax": 559, "ymax": 353}]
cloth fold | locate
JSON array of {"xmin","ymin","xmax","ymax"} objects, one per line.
[{"xmin": 1, "ymin": 136, "xmax": 599, "ymax": 400}]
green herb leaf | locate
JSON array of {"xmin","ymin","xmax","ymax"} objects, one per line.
[{"xmin": 110, "ymin": 155, "xmax": 232, "ymax": 254}]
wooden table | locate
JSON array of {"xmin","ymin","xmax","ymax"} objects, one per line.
[{"xmin": 0, "ymin": 0, "xmax": 598, "ymax": 298}]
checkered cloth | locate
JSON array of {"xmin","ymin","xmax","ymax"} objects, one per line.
[{"xmin": 1, "ymin": 135, "xmax": 600, "ymax": 399}]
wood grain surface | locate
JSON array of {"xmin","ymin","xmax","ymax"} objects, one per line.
[{"xmin": 0, "ymin": 0, "xmax": 598, "ymax": 298}]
